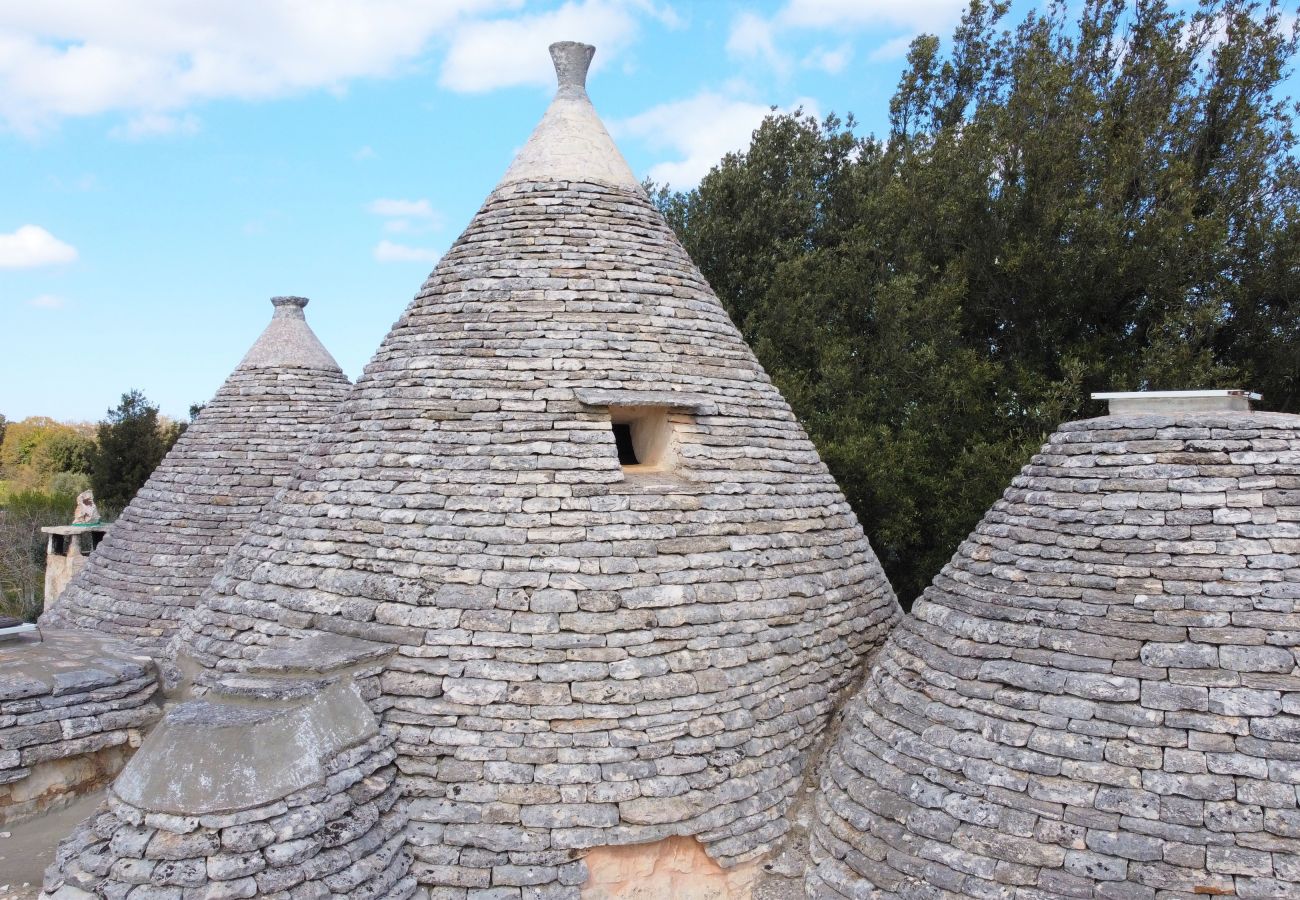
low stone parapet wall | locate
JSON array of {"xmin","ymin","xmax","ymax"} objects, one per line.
[
  {"xmin": 42, "ymin": 730, "xmax": 411, "ymax": 900},
  {"xmin": 39, "ymin": 634, "xmax": 415, "ymax": 900},
  {"xmin": 0, "ymin": 630, "xmax": 160, "ymax": 825}
]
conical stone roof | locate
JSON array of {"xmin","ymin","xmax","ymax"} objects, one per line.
[
  {"xmin": 42, "ymin": 297, "xmax": 350, "ymax": 656},
  {"xmin": 807, "ymin": 400, "xmax": 1300, "ymax": 898},
  {"xmin": 177, "ymin": 42, "xmax": 900, "ymax": 891}
]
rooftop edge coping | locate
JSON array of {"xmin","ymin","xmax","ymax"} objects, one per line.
[{"xmin": 1092, "ymin": 389, "xmax": 1261, "ymax": 415}]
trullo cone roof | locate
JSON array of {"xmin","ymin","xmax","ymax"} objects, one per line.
[
  {"xmin": 177, "ymin": 42, "xmax": 900, "ymax": 890},
  {"xmin": 807, "ymin": 404, "xmax": 1300, "ymax": 898},
  {"xmin": 42, "ymin": 297, "xmax": 349, "ymax": 656}
]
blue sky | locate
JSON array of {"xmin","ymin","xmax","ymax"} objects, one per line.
[{"xmin": 0, "ymin": 0, "xmax": 1293, "ymax": 423}]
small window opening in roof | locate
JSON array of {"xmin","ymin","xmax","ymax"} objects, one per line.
[
  {"xmin": 612, "ymin": 423, "xmax": 638, "ymax": 465},
  {"xmin": 609, "ymin": 406, "xmax": 677, "ymax": 473}
]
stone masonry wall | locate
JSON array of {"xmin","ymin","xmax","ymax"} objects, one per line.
[{"xmin": 807, "ymin": 411, "xmax": 1300, "ymax": 899}]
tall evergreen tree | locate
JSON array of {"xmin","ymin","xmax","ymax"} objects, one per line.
[
  {"xmin": 91, "ymin": 390, "xmax": 176, "ymax": 516},
  {"xmin": 654, "ymin": 0, "xmax": 1298, "ymax": 601}
]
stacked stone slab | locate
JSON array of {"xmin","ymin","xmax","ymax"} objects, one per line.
[
  {"xmin": 807, "ymin": 397, "xmax": 1300, "ymax": 898},
  {"xmin": 41, "ymin": 296, "xmax": 350, "ymax": 657},
  {"xmin": 1, "ymin": 630, "xmax": 159, "ymax": 825},
  {"xmin": 174, "ymin": 41, "xmax": 900, "ymax": 895},
  {"xmin": 42, "ymin": 637, "xmax": 415, "ymax": 900}
]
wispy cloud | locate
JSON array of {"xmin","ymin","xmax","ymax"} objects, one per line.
[
  {"xmin": 780, "ymin": 0, "xmax": 967, "ymax": 32},
  {"xmin": 869, "ymin": 34, "xmax": 915, "ymax": 62},
  {"xmin": 727, "ymin": 0, "xmax": 965, "ymax": 80},
  {"xmin": 726, "ymin": 12, "xmax": 789, "ymax": 74},
  {"xmin": 0, "ymin": 225, "xmax": 78, "ymax": 269},
  {"xmin": 27, "ymin": 294, "xmax": 66, "ymax": 309},
  {"xmin": 803, "ymin": 43, "xmax": 852, "ymax": 74},
  {"xmin": 0, "ymin": 1, "xmax": 517, "ymax": 134},
  {"xmin": 616, "ymin": 90, "xmax": 817, "ymax": 188},
  {"xmin": 109, "ymin": 111, "xmax": 200, "ymax": 140},
  {"xmin": 439, "ymin": 0, "xmax": 651, "ymax": 93},
  {"xmin": 368, "ymin": 198, "xmax": 438, "ymax": 219},
  {"xmin": 374, "ymin": 239, "xmax": 441, "ymax": 263},
  {"xmin": 367, "ymin": 197, "xmax": 445, "ymax": 235}
]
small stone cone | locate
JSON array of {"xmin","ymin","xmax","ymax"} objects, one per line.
[{"xmin": 41, "ymin": 297, "xmax": 350, "ymax": 657}]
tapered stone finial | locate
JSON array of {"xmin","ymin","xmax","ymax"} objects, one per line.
[
  {"xmin": 239, "ymin": 296, "xmax": 340, "ymax": 370},
  {"xmin": 497, "ymin": 40, "xmax": 639, "ymax": 191},
  {"xmin": 549, "ymin": 41, "xmax": 594, "ymax": 97},
  {"xmin": 271, "ymin": 295, "xmax": 309, "ymax": 319}
]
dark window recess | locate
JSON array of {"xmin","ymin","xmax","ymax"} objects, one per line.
[
  {"xmin": 78, "ymin": 533, "xmax": 95, "ymax": 555},
  {"xmin": 612, "ymin": 423, "xmax": 639, "ymax": 465},
  {"xmin": 50, "ymin": 534, "xmax": 68, "ymax": 556}
]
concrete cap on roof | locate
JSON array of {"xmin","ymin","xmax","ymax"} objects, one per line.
[
  {"xmin": 1092, "ymin": 388, "xmax": 1260, "ymax": 415},
  {"xmin": 497, "ymin": 41, "xmax": 640, "ymax": 192},
  {"xmin": 238, "ymin": 295, "xmax": 342, "ymax": 371},
  {"xmin": 113, "ymin": 678, "xmax": 377, "ymax": 815}
]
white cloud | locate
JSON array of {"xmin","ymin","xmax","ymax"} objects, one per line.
[
  {"xmin": 726, "ymin": 12, "xmax": 789, "ymax": 74},
  {"xmin": 109, "ymin": 111, "xmax": 200, "ymax": 140},
  {"xmin": 439, "ymin": 0, "xmax": 665, "ymax": 92},
  {"xmin": 374, "ymin": 240, "xmax": 441, "ymax": 263},
  {"xmin": 0, "ymin": 225, "xmax": 78, "ymax": 269},
  {"xmin": 0, "ymin": 1, "xmax": 519, "ymax": 133},
  {"xmin": 780, "ymin": 0, "xmax": 967, "ymax": 33},
  {"xmin": 726, "ymin": 0, "xmax": 963, "ymax": 76},
  {"xmin": 27, "ymin": 294, "xmax": 66, "ymax": 309},
  {"xmin": 615, "ymin": 91, "xmax": 817, "ymax": 188},
  {"xmin": 870, "ymin": 34, "xmax": 916, "ymax": 62},
  {"xmin": 803, "ymin": 43, "xmax": 852, "ymax": 74},
  {"xmin": 368, "ymin": 198, "xmax": 438, "ymax": 218},
  {"xmin": 368, "ymin": 197, "xmax": 445, "ymax": 235},
  {"xmin": 354, "ymin": 145, "xmax": 377, "ymax": 161}
]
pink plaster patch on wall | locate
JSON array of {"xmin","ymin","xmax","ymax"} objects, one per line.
[{"xmin": 582, "ymin": 835, "xmax": 762, "ymax": 899}]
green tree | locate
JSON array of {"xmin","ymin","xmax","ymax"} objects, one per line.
[
  {"xmin": 0, "ymin": 489, "xmax": 76, "ymax": 620},
  {"xmin": 655, "ymin": 0, "xmax": 1298, "ymax": 602},
  {"xmin": 0, "ymin": 416, "xmax": 97, "ymax": 492},
  {"xmin": 35, "ymin": 430, "xmax": 95, "ymax": 477},
  {"xmin": 91, "ymin": 390, "xmax": 177, "ymax": 516}
]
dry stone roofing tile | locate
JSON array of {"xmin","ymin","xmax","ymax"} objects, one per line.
[
  {"xmin": 40, "ymin": 297, "xmax": 350, "ymax": 657},
  {"xmin": 172, "ymin": 41, "xmax": 901, "ymax": 895},
  {"xmin": 806, "ymin": 408, "xmax": 1300, "ymax": 899}
]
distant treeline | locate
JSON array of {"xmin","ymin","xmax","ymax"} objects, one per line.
[
  {"xmin": 652, "ymin": 0, "xmax": 1299, "ymax": 601},
  {"xmin": 0, "ymin": 390, "xmax": 189, "ymax": 618}
]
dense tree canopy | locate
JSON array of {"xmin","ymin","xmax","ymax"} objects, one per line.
[
  {"xmin": 654, "ymin": 0, "xmax": 1299, "ymax": 601},
  {"xmin": 0, "ymin": 417, "xmax": 95, "ymax": 495},
  {"xmin": 90, "ymin": 390, "xmax": 182, "ymax": 515}
]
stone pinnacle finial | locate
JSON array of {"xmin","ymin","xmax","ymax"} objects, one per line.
[
  {"xmin": 271, "ymin": 295, "xmax": 309, "ymax": 319},
  {"xmin": 550, "ymin": 41, "xmax": 594, "ymax": 97},
  {"xmin": 496, "ymin": 40, "xmax": 637, "ymax": 190}
]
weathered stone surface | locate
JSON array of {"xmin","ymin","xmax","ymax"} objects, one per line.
[
  {"xmin": 0, "ymin": 630, "xmax": 160, "ymax": 825},
  {"xmin": 71, "ymin": 491, "xmax": 99, "ymax": 526},
  {"xmin": 41, "ymin": 724, "xmax": 413, "ymax": 900},
  {"xmin": 806, "ymin": 407, "xmax": 1300, "ymax": 898},
  {"xmin": 170, "ymin": 40, "xmax": 901, "ymax": 897},
  {"xmin": 40, "ymin": 296, "xmax": 350, "ymax": 658}
]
